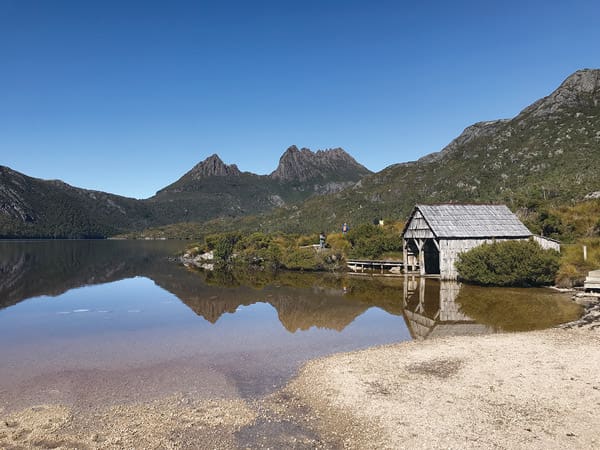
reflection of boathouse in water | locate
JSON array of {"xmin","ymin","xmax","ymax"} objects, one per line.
[
  {"xmin": 403, "ymin": 277, "xmax": 493, "ymax": 339},
  {"xmin": 402, "ymin": 204, "xmax": 560, "ymax": 280}
]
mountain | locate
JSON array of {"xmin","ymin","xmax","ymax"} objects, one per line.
[
  {"xmin": 3, "ymin": 69, "xmax": 599, "ymax": 238},
  {"xmin": 0, "ymin": 147, "xmax": 371, "ymax": 237},
  {"xmin": 0, "ymin": 166, "xmax": 153, "ymax": 238},
  {"xmin": 270, "ymin": 145, "xmax": 371, "ymax": 182},
  {"xmin": 213, "ymin": 69, "xmax": 600, "ymax": 234},
  {"xmin": 144, "ymin": 148, "xmax": 370, "ymax": 226}
]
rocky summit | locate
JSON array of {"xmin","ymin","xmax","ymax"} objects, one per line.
[
  {"xmin": 185, "ymin": 154, "xmax": 242, "ymax": 179},
  {"xmin": 521, "ymin": 68, "xmax": 600, "ymax": 118},
  {"xmin": 270, "ymin": 146, "xmax": 372, "ymax": 182}
]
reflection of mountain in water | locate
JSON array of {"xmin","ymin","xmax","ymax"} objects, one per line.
[
  {"xmin": 402, "ymin": 277, "xmax": 494, "ymax": 339},
  {"xmin": 272, "ymin": 292, "xmax": 367, "ymax": 332},
  {"xmin": 0, "ymin": 241, "xmax": 398, "ymax": 333},
  {"xmin": 151, "ymin": 272, "xmax": 380, "ymax": 332},
  {"xmin": 0, "ymin": 240, "xmax": 181, "ymax": 310},
  {"xmin": 4, "ymin": 242, "xmax": 566, "ymax": 336}
]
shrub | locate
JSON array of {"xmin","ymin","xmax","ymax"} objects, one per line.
[
  {"xmin": 326, "ymin": 232, "xmax": 352, "ymax": 254},
  {"xmin": 207, "ymin": 232, "xmax": 241, "ymax": 263},
  {"xmin": 346, "ymin": 223, "xmax": 403, "ymax": 259},
  {"xmin": 236, "ymin": 232, "xmax": 282, "ymax": 269},
  {"xmin": 296, "ymin": 233, "xmax": 319, "ymax": 247},
  {"xmin": 456, "ymin": 240, "xmax": 560, "ymax": 287},
  {"xmin": 280, "ymin": 247, "xmax": 325, "ymax": 271}
]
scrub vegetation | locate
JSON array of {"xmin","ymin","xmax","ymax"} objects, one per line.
[
  {"xmin": 185, "ymin": 222, "xmax": 405, "ymax": 272},
  {"xmin": 456, "ymin": 240, "xmax": 560, "ymax": 287}
]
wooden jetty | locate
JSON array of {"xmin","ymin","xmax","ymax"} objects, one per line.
[{"xmin": 346, "ymin": 259, "xmax": 419, "ymax": 274}]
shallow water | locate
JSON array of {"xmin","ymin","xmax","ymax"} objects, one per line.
[{"xmin": 0, "ymin": 240, "xmax": 580, "ymax": 412}]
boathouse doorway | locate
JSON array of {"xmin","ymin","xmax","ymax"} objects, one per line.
[{"xmin": 423, "ymin": 239, "xmax": 440, "ymax": 275}]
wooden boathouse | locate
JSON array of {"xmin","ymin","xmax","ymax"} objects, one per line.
[{"xmin": 402, "ymin": 204, "xmax": 560, "ymax": 280}]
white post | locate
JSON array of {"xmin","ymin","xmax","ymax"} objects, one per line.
[{"xmin": 583, "ymin": 245, "xmax": 588, "ymax": 261}]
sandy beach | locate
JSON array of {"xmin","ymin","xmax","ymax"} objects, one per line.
[
  {"xmin": 2, "ymin": 325, "xmax": 599, "ymax": 448},
  {"xmin": 286, "ymin": 328, "xmax": 600, "ymax": 449}
]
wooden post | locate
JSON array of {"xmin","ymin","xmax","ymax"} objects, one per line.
[
  {"xmin": 419, "ymin": 276, "xmax": 425, "ymax": 310},
  {"xmin": 418, "ymin": 239, "xmax": 426, "ymax": 276},
  {"xmin": 403, "ymin": 239, "xmax": 408, "ymax": 274}
]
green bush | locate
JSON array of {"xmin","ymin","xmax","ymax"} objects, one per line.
[
  {"xmin": 280, "ymin": 247, "xmax": 325, "ymax": 271},
  {"xmin": 188, "ymin": 231, "xmax": 344, "ymax": 272},
  {"xmin": 456, "ymin": 240, "xmax": 560, "ymax": 287},
  {"xmin": 326, "ymin": 232, "xmax": 352, "ymax": 254},
  {"xmin": 346, "ymin": 224, "xmax": 403, "ymax": 259},
  {"xmin": 236, "ymin": 232, "xmax": 282, "ymax": 269},
  {"xmin": 208, "ymin": 232, "xmax": 241, "ymax": 263}
]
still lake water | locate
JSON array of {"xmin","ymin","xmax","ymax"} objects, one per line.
[{"xmin": 0, "ymin": 240, "xmax": 579, "ymax": 412}]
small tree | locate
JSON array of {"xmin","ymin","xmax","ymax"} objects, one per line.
[
  {"xmin": 207, "ymin": 232, "xmax": 241, "ymax": 263},
  {"xmin": 456, "ymin": 240, "xmax": 559, "ymax": 287}
]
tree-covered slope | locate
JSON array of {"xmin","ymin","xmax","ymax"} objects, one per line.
[{"xmin": 0, "ymin": 166, "xmax": 154, "ymax": 238}]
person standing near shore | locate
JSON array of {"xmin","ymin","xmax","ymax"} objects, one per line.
[
  {"xmin": 319, "ymin": 232, "xmax": 326, "ymax": 249},
  {"xmin": 342, "ymin": 223, "xmax": 349, "ymax": 234}
]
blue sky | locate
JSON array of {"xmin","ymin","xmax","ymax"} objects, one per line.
[{"xmin": 1, "ymin": 0, "xmax": 599, "ymax": 199}]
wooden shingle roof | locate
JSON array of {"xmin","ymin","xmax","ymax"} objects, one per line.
[{"xmin": 411, "ymin": 204, "xmax": 532, "ymax": 238}]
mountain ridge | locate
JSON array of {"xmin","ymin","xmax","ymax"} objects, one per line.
[
  {"xmin": 1, "ymin": 68, "xmax": 599, "ymax": 238},
  {"xmin": 0, "ymin": 146, "xmax": 372, "ymax": 237}
]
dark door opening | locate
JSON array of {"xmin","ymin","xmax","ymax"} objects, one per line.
[{"xmin": 423, "ymin": 239, "xmax": 440, "ymax": 275}]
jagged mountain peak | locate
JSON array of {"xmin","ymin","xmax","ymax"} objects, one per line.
[
  {"xmin": 187, "ymin": 154, "xmax": 241, "ymax": 179},
  {"xmin": 270, "ymin": 146, "xmax": 371, "ymax": 182}
]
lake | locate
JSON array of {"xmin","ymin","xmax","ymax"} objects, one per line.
[{"xmin": 0, "ymin": 240, "xmax": 580, "ymax": 415}]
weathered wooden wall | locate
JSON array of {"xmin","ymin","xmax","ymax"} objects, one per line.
[
  {"xmin": 533, "ymin": 235, "xmax": 561, "ymax": 251},
  {"xmin": 403, "ymin": 210, "xmax": 435, "ymax": 239}
]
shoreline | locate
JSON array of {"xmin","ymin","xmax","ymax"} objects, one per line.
[{"xmin": 2, "ymin": 299, "xmax": 599, "ymax": 448}]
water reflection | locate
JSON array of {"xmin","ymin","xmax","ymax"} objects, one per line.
[
  {"xmin": 0, "ymin": 241, "xmax": 579, "ymax": 337},
  {"xmin": 403, "ymin": 277, "xmax": 494, "ymax": 339},
  {"xmin": 0, "ymin": 241, "xmax": 581, "ymax": 411},
  {"xmin": 402, "ymin": 276, "xmax": 581, "ymax": 337},
  {"xmin": 0, "ymin": 241, "xmax": 413, "ymax": 407},
  {"xmin": 0, "ymin": 241, "xmax": 407, "ymax": 334}
]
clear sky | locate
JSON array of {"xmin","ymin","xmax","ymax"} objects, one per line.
[{"xmin": 1, "ymin": 0, "xmax": 599, "ymax": 199}]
